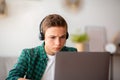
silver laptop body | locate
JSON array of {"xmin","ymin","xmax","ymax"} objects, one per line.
[{"xmin": 54, "ymin": 52, "xmax": 110, "ymax": 80}]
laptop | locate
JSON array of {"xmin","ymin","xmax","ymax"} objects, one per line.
[{"xmin": 54, "ymin": 52, "xmax": 110, "ymax": 80}]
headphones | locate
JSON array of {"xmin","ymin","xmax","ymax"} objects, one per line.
[{"xmin": 39, "ymin": 17, "xmax": 69, "ymax": 40}]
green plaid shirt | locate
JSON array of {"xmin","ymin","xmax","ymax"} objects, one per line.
[{"xmin": 6, "ymin": 42, "xmax": 77, "ymax": 80}]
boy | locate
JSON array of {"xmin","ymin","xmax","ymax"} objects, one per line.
[{"xmin": 6, "ymin": 14, "xmax": 77, "ymax": 80}]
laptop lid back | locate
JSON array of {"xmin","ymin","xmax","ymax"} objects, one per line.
[{"xmin": 54, "ymin": 52, "xmax": 110, "ymax": 80}]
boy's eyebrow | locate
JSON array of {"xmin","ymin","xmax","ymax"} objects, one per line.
[{"xmin": 49, "ymin": 34, "xmax": 66, "ymax": 37}]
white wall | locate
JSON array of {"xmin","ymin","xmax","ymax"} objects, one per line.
[{"xmin": 0, "ymin": 0, "xmax": 120, "ymax": 56}]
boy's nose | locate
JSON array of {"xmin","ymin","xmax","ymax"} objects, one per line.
[{"xmin": 55, "ymin": 38, "xmax": 61, "ymax": 46}]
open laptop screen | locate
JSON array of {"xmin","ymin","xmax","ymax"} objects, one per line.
[{"xmin": 54, "ymin": 52, "xmax": 110, "ymax": 80}]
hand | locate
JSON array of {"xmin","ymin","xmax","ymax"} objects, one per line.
[{"xmin": 18, "ymin": 78, "xmax": 29, "ymax": 80}]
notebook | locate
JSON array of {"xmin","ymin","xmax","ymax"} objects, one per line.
[{"xmin": 54, "ymin": 52, "xmax": 110, "ymax": 80}]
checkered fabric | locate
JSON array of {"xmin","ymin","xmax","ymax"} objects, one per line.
[{"xmin": 6, "ymin": 42, "xmax": 77, "ymax": 80}]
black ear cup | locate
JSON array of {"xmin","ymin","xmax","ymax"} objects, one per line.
[
  {"xmin": 39, "ymin": 17, "xmax": 45, "ymax": 40},
  {"xmin": 66, "ymin": 32, "xmax": 69, "ymax": 39},
  {"xmin": 39, "ymin": 32, "xmax": 44, "ymax": 40}
]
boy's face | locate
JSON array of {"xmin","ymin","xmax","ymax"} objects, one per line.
[{"xmin": 44, "ymin": 26, "xmax": 67, "ymax": 55}]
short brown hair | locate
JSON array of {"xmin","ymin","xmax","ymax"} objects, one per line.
[{"xmin": 40, "ymin": 14, "xmax": 68, "ymax": 34}]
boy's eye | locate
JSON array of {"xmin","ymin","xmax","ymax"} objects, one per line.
[
  {"xmin": 61, "ymin": 35, "xmax": 66, "ymax": 39},
  {"xmin": 50, "ymin": 36, "xmax": 56, "ymax": 39}
]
